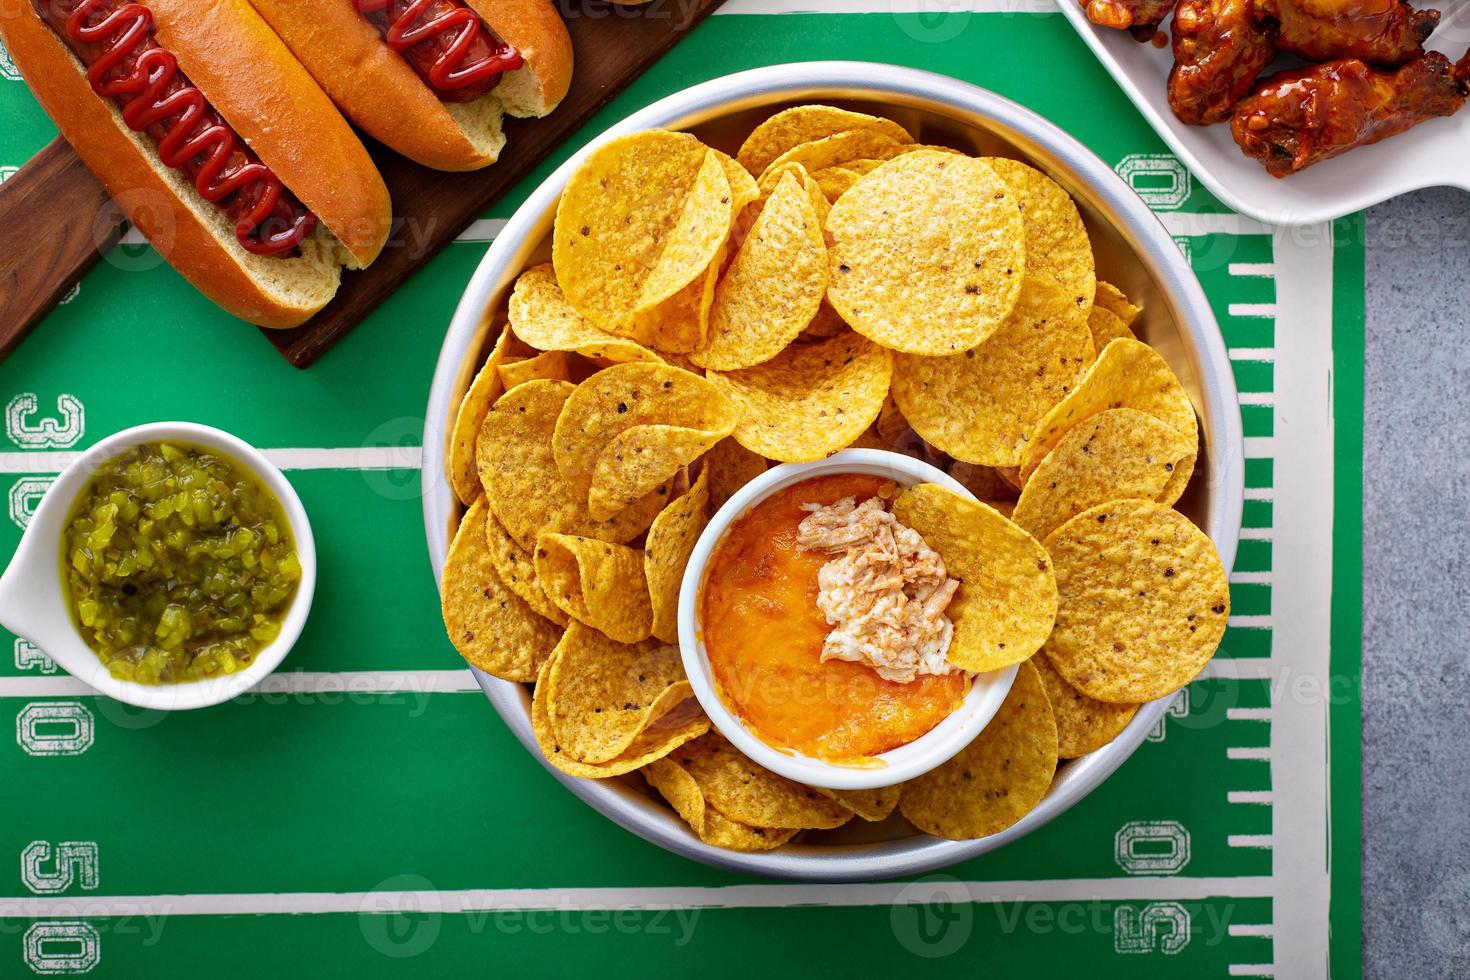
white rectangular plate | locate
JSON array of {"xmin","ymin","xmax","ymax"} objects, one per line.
[{"xmin": 1056, "ymin": 0, "xmax": 1470, "ymax": 225}]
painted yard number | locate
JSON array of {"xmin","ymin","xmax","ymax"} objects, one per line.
[
  {"xmin": 16, "ymin": 703, "xmax": 95, "ymax": 757},
  {"xmin": 1114, "ymin": 902, "xmax": 1191, "ymax": 955},
  {"xmin": 21, "ymin": 843, "xmax": 100, "ymax": 975},
  {"xmin": 1115, "ymin": 820, "xmax": 1191, "ymax": 875}
]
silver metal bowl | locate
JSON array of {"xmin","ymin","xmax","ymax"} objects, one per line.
[{"xmin": 422, "ymin": 62, "xmax": 1244, "ymax": 882}]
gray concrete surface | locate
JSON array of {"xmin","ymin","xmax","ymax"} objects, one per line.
[{"xmin": 1362, "ymin": 186, "xmax": 1470, "ymax": 978}]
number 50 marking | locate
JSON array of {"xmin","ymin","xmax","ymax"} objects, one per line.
[{"xmin": 22, "ymin": 841, "xmax": 99, "ymax": 894}]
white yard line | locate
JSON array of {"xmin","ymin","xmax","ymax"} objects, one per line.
[
  {"xmin": 1230, "ymin": 923, "xmax": 1276, "ymax": 938},
  {"xmin": 1203, "ymin": 660, "xmax": 1271, "ymax": 681},
  {"xmin": 1238, "ymin": 391, "xmax": 1275, "ymax": 406},
  {"xmin": 1227, "ymin": 614, "xmax": 1272, "ymax": 628},
  {"xmin": 1267, "ymin": 226, "xmax": 1335, "ymax": 979},
  {"xmin": 1229, "ymin": 263, "xmax": 1276, "ymax": 278},
  {"xmin": 1230, "ymin": 346, "xmax": 1276, "ymax": 360},
  {"xmin": 1242, "ymin": 487, "xmax": 1275, "ymax": 501},
  {"xmin": 1239, "ymin": 527, "xmax": 1274, "ymax": 541},
  {"xmin": 1243, "ymin": 437, "xmax": 1274, "ymax": 457},
  {"xmin": 1229, "ymin": 966, "xmax": 1276, "ymax": 978},
  {"xmin": 1229, "ymin": 572, "xmax": 1272, "ymax": 585},
  {"xmin": 0, "ymin": 670, "xmax": 479, "ymax": 699},
  {"xmin": 1228, "ymin": 747, "xmax": 1272, "ymax": 762},
  {"xmin": 0, "ymin": 875, "xmax": 1276, "ymax": 919},
  {"xmin": 1158, "ymin": 212, "xmax": 1272, "ymax": 238},
  {"xmin": 1228, "ymin": 835, "xmax": 1275, "ymax": 850},
  {"xmin": 1228, "ymin": 307, "xmax": 1280, "ymax": 322},
  {"xmin": 0, "ymin": 446, "xmax": 422, "ymax": 476},
  {"xmin": 1227, "ymin": 709, "xmax": 1273, "ymax": 723}
]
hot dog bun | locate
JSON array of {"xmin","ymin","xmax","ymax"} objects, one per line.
[
  {"xmin": 0, "ymin": 0, "xmax": 391, "ymax": 328},
  {"xmin": 246, "ymin": 0, "xmax": 573, "ymax": 172}
]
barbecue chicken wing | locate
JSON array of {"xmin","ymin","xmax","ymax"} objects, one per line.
[
  {"xmin": 1231, "ymin": 49, "xmax": 1469, "ymax": 175},
  {"xmin": 1083, "ymin": 0, "xmax": 1180, "ymax": 38},
  {"xmin": 1169, "ymin": 0, "xmax": 1279, "ymax": 123},
  {"xmin": 1266, "ymin": 0, "xmax": 1439, "ymax": 66}
]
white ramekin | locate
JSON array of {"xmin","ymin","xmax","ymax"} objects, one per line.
[
  {"xmin": 677, "ymin": 449, "xmax": 1018, "ymax": 791},
  {"xmin": 0, "ymin": 422, "xmax": 316, "ymax": 710}
]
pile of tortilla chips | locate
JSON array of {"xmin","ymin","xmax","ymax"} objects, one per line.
[{"xmin": 439, "ymin": 106, "xmax": 1230, "ymax": 852}]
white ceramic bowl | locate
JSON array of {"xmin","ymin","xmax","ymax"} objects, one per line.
[
  {"xmin": 1056, "ymin": 0, "xmax": 1470, "ymax": 226},
  {"xmin": 423, "ymin": 62, "xmax": 1244, "ymax": 881},
  {"xmin": 0, "ymin": 422, "xmax": 317, "ymax": 710},
  {"xmin": 677, "ymin": 450, "xmax": 1019, "ymax": 791}
]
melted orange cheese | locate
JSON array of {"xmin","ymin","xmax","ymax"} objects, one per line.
[{"xmin": 700, "ymin": 474, "xmax": 968, "ymax": 763}]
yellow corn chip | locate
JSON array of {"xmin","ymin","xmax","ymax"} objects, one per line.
[
  {"xmin": 694, "ymin": 171, "xmax": 829, "ymax": 371},
  {"xmin": 589, "ymin": 424, "xmax": 722, "ymax": 521},
  {"xmin": 701, "ymin": 438, "xmax": 768, "ymax": 512},
  {"xmin": 891, "ymin": 159, "xmax": 1095, "ymax": 466},
  {"xmin": 1095, "ymin": 280, "xmax": 1141, "ymax": 327},
  {"xmin": 535, "ymin": 532, "xmax": 654, "ymax": 643},
  {"xmin": 498, "ymin": 350, "xmax": 571, "ymax": 389},
  {"xmin": 532, "ymin": 657, "xmax": 709, "ymax": 778},
  {"xmin": 1043, "ymin": 500, "xmax": 1229, "ymax": 703},
  {"xmin": 644, "ymin": 466, "xmax": 710, "ymax": 643},
  {"xmin": 1020, "ymin": 338, "xmax": 1198, "ymax": 487},
  {"xmin": 440, "ymin": 500, "xmax": 562, "ymax": 682},
  {"xmin": 706, "ymin": 331, "xmax": 893, "ymax": 462},
  {"xmin": 813, "ymin": 785, "xmax": 900, "ymax": 822},
  {"xmin": 1031, "ymin": 653, "xmax": 1139, "ymax": 758},
  {"xmin": 827, "ymin": 152, "xmax": 1025, "ymax": 356},
  {"xmin": 553, "ymin": 132, "xmax": 732, "ymax": 332},
  {"xmin": 552, "ymin": 363, "xmax": 739, "ymax": 501},
  {"xmin": 804, "ymin": 301, "xmax": 849, "ymax": 340},
  {"xmin": 736, "ymin": 104, "xmax": 913, "ymax": 175},
  {"xmin": 643, "ymin": 756, "xmax": 798, "ymax": 851},
  {"xmin": 546, "ymin": 622, "xmax": 691, "ymax": 764},
  {"xmin": 899, "ymin": 658, "xmax": 1058, "ymax": 839},
  {"xmin": 485, "ymin": 511, "xmax": 568, "ymax": 627},
  {"xmin": 892, "ymin": 483, "xmax": 1057, "ymax": 673},
  {"xmin": 1012, "ymin": 408, "xmax": 1194, "ymax": 541},
  {"xmin": 449, "ymin": 325, "xmax": 513, "ymax": 505},
  {"xmin": 477, "ymin": 380, "xmax": 666, "ymax": 551},
  {"xmin": 1087, "ymin": 304, "xmax": 1136, "ymax": 352},
  {"xmin": 669, "ymin": 732, "xmax": 853, "ymax": 830},
  {"xmin": 508, "ymin": 264, "xmax": 664, "ymax": 364},
  {"xmin": 810, "ymin": 165, "xmax": 862, "ymax": 203},
  {"xmin": 760, "ymin": 129, "xmax": 909, "ymax": 186}
]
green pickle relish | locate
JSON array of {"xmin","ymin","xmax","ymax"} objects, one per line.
[{"xmin": 62, "ymin": 442, "xmax": 301, "ymax": 685}]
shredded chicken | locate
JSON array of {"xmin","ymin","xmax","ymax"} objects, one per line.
[{"xmin": 796, "ymin": 496, "xmax": 961, "ymax": 683}]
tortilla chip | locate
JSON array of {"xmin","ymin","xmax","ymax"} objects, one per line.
[
  {"xmin": 1019, "ymin": 338, "xmax": 1198, "ymax": 487},
  {"xmin": 1012, "ymin": 408, "xmax": 1194, "ymax": 541},
  {"xmin": 553, "ymin": 132, "xmax": 732, "ymax": 332},
  {"xmin": 702, "ymin": 438, "xmax": 768, "ymax": 512},
  {"xmin": 890, "ymin": 159, "xmax": 1095, "ymax": 466},
  {"xmin": 643, "ymin": 756, "xmax": 798, "ymax": 851},
  {"xmin": 1087, "ymin": 304, "xmax": 1136, "ymax": 352},
  {"xmin": 498, "ymin": 350, "xmax": 571, "ymax": 389},
  {"xmin": 827, "ymin": 152, "xmax": 1025, "ymax": 356},
  {"xmin": 810, "ymin": 165, "xmax": 862, "ymax": 203},
  {"xmin": 669, "ymin": 732, "xmax": 853, "ymax": 830},
  {"xmin": 508, "ymin": 264, "xmax": 664, "ymax": 364},
  {"xmin": 1043, "ymin": 499, "xmax": 1229, "ymax": 703},
  {"xmin": 1095, "ymin": 280, "xmax": 1141, "ymax": 327},
  {"xmin": 645, "ymin": 466, "xmax": 710, "ymax": 643},
  {"xmin": 760, "ymin": 128, "xmax": 909, "ymax": 185},
  {"xmin": 485, "ymin": 512, "xmax": 568, "ymax": 627},
  {"xmin": 535, "ymin": 532, "xmax": 654, "ymax": 643},
  {"xmin": 803, "ymin": 301, "xmax": 849, "ymax": 340},
  {"xmin": 477, "ymin": 380, "xmax": 665, "ymax": 551},
  {"xmin": 736, "ymin": 104, "xmax": 913, "ymax": 175},
  {"xmin": 553, "ymin": 362, "xmax": 739, "ymax": 504},
  {"xmin": 449, "ymin": 325, "xmax": 513, "ymax": 505},
  {"xmin": 588, "ymin": 424, "xmax": 720, "ymax": 521},
  {"xmin": 899, "ymin": 658, "xmax": 1058, "ymax": 839},
  {"xmin": 706, "ymin": 330, "xmax": 892, "ymax": 462},
  {"xmin": 440, "ymin": 500, "xmax": 563, "ymax": 682},
  {"xmin": 533, "ymin": 657, "xmax": 709, "ymax": 778},
  {"xmin": 693, "ymin": 171, "xmax": 828, "ymax": 371},
  {"xmin": 1031, "ymin": 653, "xmax": 1139, "ymax": 758},
  {"xmin": 546, "ymin": 622, "xmax": 691, "ymax": 764},
  {"xmin": 813, "ymin": 785, "xmax": 900, "ymax": 822},
  {"xmin": 891, "ymin": 483, "xmax": 1057, "ymax": 673}
]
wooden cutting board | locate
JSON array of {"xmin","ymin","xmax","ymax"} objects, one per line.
[{"xmin": 0, "ymin": 0, "xmax": 727, "ymax": 368}]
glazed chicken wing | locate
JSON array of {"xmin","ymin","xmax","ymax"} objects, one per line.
[
  {"xmin": 1083, "ymin": 0, "xmax": 1180, "ymax": 38},
  {"xmin": 1169, "ymin": 0, "xmax": 1279, "ymax": 124},
  {"xmin": 1265, "ymin": 0, "xmax": 1439, "ymax": 66},
  {"xmin": 1231, "ymin": 50, "xmax": 1469, "ymax": 175}
]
